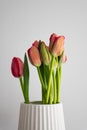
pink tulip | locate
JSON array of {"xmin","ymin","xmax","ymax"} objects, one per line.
[
  {"xmin": 49, "ymin": 33, "xmax": 65, "ymax": 57},
  {"xmin": 49, "ymin": 33, "xmax": 58, "ymax": 51},
  {"xmin": 27, "ymin": 46, "xmax": 41, "ymax": 67},
  {"xmin": 32, "ymin": 40, "xmax": 39, "ymax": 48},
  {"xmin": 11, "ymin": 57, "xmax": 24, "ymax": 78},
  {"xmin": 62, "ymin": 52, "xmax": 67, "ymax": 63}
]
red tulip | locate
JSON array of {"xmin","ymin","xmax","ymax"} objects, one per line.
[
  {"xmin": 27, "ymin": 46, "xmax": 41, "ymax": 67},
  {"xmin": 11, "ymin": 57, "xmax": 24, "ymax": 78},
  {"xmin": 49, "ymin": 33, "xmax": 65, "ymax": 57}
]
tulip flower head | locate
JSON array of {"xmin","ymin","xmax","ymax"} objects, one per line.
[
  {"xmin": 39, "ymin": 41, "xmax": 51, "ymax": 65},
  {"xmin": 49, "ymin": 33, "xmax": 58, "ymax": 51},
  {"xmin": 49, "ymin": 33, "xmax": 65, "ymax": 57},
  {"xmin": 11, "ymin": 57, "xmax": 24, "ymax": 78},
  {"xmin": 27, "ymin": 46, "xmax": 41, "ymax": 67}
]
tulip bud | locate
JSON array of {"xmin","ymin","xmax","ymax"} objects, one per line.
[
  {"xmin": 49, "ymin": 33, "xmax": 65, "ymax": 57},
  {"xmin": 49, "ymin": 33, "xmax": 58, "ymax": 51},
  {"xmin": 39, "ymin": 41, "xmax": 51, "ymax": 65},
  {"xmin": 27, "ymin": 46, "xmax": 41, "ymax": 67},
  {"xmin": 11, "ymin": 57, "xmax": 24, "ymax": 78},
  {"xmin": 62, "ymin": 52, "xmax": 67, "ymax": 63}
]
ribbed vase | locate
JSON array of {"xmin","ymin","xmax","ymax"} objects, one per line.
[{"xmin": 18, "ymin": 102, "xmax": 65, "ymax": 130}]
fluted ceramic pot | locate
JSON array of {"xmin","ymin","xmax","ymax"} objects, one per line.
[{"xmin": 18, "ymin": 101, "xmax": 65, "ymax": 130}]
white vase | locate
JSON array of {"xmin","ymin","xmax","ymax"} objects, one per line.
[{"xmin": 18, "ymin": 101, "xmax": 65, "ymax": 130}]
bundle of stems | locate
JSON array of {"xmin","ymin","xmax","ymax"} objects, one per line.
[{"xmin": 37, "ymin": 53, "xmax": 64, "ymax": 104}]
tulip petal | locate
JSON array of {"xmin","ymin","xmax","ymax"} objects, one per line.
[
  {"xmin": 62, "ymin": 53, "xmax": 67, "ymax": 63},
  {"xmin": 32, "ymin": 40, "xmax": 39, "ymax": 48}
]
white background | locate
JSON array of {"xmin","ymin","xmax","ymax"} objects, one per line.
[{"xmin": 0, "ymin": 0, "xmax": 87, "ymax": 130}]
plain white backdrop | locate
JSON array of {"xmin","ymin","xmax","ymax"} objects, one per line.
[{"xmin": 0, "ymin": 0, "xmax": 87, "ymax": 130}]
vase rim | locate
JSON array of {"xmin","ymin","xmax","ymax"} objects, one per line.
[{"xmin": 20, "ymin": 101, "xmax": 63, "ymax": 106}]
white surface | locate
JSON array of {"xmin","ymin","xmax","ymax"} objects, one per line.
[
  {"xmin": 18, "ymin": 103, "xmax": 65, "ymax": 130},
  {"xmin": 0, "ymin": 0, "xmax": 87, "ymax": 130}
]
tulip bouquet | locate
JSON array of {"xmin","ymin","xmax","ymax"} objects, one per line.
[{"xmin": 11, "ymin": 33, "xmax": 67, "ymax": 104}]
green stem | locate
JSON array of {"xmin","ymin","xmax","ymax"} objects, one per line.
[
  {"xmin": 57, "ymin": 67, "xmax": 61, "ymax": 103},
  {"xmin": 37, "ymin": 67, "xmax": 46, "ymax": 103},
  {"xmin": 49, "ymin": 84, "xmax": 52, "ymax": 104},
  {"xmin": 19, "ymin": 77, "xmax": 25, "ymax": 100},
  {"xmin": 59, "ymin": 65, "xmax": 62, "ymax": 83},
  {"xmin": 46, "ymin": 56, "xmax": 55, "ymax": 104},
  {"xmin": 42, "ymin": 88, "xmax": 45, "ymax": 104},
  {"xmin": 53, "ymin": 71, "xmax": 56, "ymax": 104},
  {"xmin": 37, "ymin": 67, "xmax": 46, "ymax": 90}
]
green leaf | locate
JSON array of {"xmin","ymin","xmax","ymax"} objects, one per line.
[
  {"xmin": 39, "ymin": 64, "xmax": 49, "ymax": 90},
  {"xmin": 23, "ymin": 53, "xmax": 29, "ymax": 103},
  {"xmin": 44, "ymin": 65, "xmax": 49, "ymax": 87}
]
